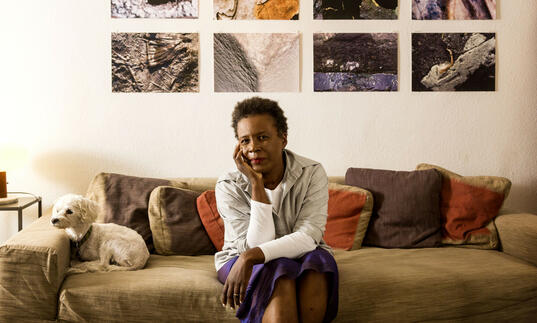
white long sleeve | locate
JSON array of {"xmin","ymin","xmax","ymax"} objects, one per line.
[
  {"xmin": 246, "ymin": 200, "xmax": 275, "ymax": 248},
  {"xmin": 258, "ymin": 231, "xmax": 317, "ymax": 263}
]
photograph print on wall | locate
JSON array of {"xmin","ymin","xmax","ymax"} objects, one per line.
[
  {"xmin": 314, "ymin": 33, "xmax": 398, "ymax": 92},
  {"xmin": 112, "ymin": 33, "xmax": 199, "ymax": 93},
  {"xmin": 214, "ymin": 0, "xmax": 299, "ymax": 20},
  {"xmin": 111, "ymin": 0, "xmax": 198, "ymax": 18},
  {"xmin": 314, "ymin": 0, "xmax": 398, "ymax": 20},
  {"xmin": 214, "ymin": 33, "xmax": 299, "ymax": 92},
  {"xmin": 412, "ymin": 0, "xmax": 496, "ymax": 20},
  {"xmin": 412, "ymin": 33, "xmax": 496, "ymax": 91}
]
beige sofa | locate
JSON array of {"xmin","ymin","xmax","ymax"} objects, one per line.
[{"xmin": 1, "ymin": 177, "xmax": 537, "ymax": 322}]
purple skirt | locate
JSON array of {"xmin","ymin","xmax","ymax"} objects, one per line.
[{"xmin": 217, "ymin": 247, "xmax": 339, "ymax": 323}]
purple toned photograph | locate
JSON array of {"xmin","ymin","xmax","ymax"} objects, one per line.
[{"xmin": 314, "ymin": 33, "xmax": 398, "ymax": 92}]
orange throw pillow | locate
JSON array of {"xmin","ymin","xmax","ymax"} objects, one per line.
[
  {"xmin": 197, "ymin": 184, "xmax": 374, "ymax": 252},
  {"xmin": 324, "ymin": 183, "xmax": 373, "ymax": 250},
  {"xmin": 196, "ymin": 190, "xmax": 225, "ymax": 251},
  {"xmin": 416, "ymin": 163, "xmax": 511, "ymax": 249}
]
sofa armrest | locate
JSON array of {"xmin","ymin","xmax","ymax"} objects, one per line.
[
  {"xmin": 495, "ymin": 213, "xmax": 537, "ymax": 267},
  {"xmin": 0, "ymin": 210, "xmax": 70, "ymax": 322}
]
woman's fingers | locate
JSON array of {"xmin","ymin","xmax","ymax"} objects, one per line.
[
  {"xmin": 233, "ymin": 285, "xmax": 241, "ymax": 308},
  {"xmin": 240, "ymin": 281, "xmax": 247, "ymax": 305},
  {"xmin": 221, "ymin": 281, "xmax": 229, "ymax": 306}
]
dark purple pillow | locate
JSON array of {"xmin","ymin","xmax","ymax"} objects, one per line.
[
  {"xmin": 86, "ymin": 173, "xmax": 185, "ymax": 253},
  {"xmin": 345, "ymin": 168, "xmax": 443, "ymax": 248}
]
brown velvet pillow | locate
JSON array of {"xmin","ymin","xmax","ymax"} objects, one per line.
[
  {"xmin": 416, "ymin": 163, "xmax": 511, "ymax": 249},
  {"xmin": 148, "ymin": 186, "xmax": 216, "ymax": 256},
  {"xmin": 86, "ymin": 172, "xmax": 187, "ymax": 252},
  {"xmin": 345, "ymin": 168, "xmax": 443, "ymax": 248}
]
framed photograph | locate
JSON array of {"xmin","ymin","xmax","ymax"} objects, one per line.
[
  {"xmin": 314, "ymin": 33, "xmax": 398, "ymax": 92},
  {"xmin": 214, "ymin": 0, "xmax": 299, "ymax": 20},
  {"xmin": 314, "ymin": 0, "xmax": 398, "ymax": 20},
  {"xmin": 412, "ymin": 33, "xmax": 496, "ymax": 91},
  {"xmin": 112, "ymin": 0, "xmax": 198, "ymax": 18},
  {"xmin": 112, "ymin": 33, "xmax": 199, "ymax": 93},
  {"xmin": 412, "ymin": 0, "xmax": 496, "ymax": 20},
  {"xmin": 214, "ymin": 33, "xmax": 300, "ymax": 92}
]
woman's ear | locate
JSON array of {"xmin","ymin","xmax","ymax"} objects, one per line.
[{"xmin": 282, "ymin": 133, "xmax": 288, "ymax": 148}]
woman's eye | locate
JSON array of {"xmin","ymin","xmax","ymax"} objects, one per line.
[
  {"xmin": 66, "ymin": 209, "xmax": 73, "ymax": 215},
  {"xmin": 259, "ymin": 136, "xmax": 268, "ymax": 140}
]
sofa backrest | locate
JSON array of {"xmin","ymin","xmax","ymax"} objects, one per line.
[{"xmin": 170, "ymin": 176, "xmax": 346, "ymax": 193}]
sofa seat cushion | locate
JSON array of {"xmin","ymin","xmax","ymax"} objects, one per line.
[
  {"xmin": 58, "ymin": 249, "xmax": 537, "ymax": 322},
  {"xmin": 58, "ymin": 255, "xmax": 238, "ymax": 322},
  {"xmin": 336, "ymin": 248, "xmax": 537, "ymax": 322}
]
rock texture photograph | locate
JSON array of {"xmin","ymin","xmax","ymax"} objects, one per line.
[
  {"xmin": 314, "ymin": 0, "xmax": 398, "ymax": 20},
  {"xmin": 412, "ymin": 0, "xmax": 496, "ymax": 20},
  {"xmin": 214, "ymin": 0, "xmax": 299, "ymax": 20},
  {"xmin": 314, "ymin": 33, "xmax": 398, "ymax": 92},
  {"xmin": 412, "ymin": 33, "xmax": 495, "ymax": 92},
  {"xmin": 111, "ymin": 0, "xmax": 198, "ymax": 18},
  {"xmin": 112, "ymin": 33, "xmax": 199, "ymax": 93},
  {"xmin": 214, "ymin": 33, "xmax": 299, "ymax": 92}
]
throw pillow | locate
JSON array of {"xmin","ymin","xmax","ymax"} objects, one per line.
[
  {"xmin": 196, "ymin": 190, "xmax": 225, "ymax": 251},
  {"xmin": 345, "ymin": 168, "xmax": 443, "ymax": 248},
  {"xmin": 324, "ymin": 183, "xmax": 373, "ymax": 250},
  {"xmin": 148, "ymin": 186, "xmax": 217, "ymax": 256},
  {"xmin": 85, "ymin": 172, "xmax": 187, "ymax": 252},
  {"xmin": 416, "ymin": 163, "xmax": 511, "ymax": 249}
]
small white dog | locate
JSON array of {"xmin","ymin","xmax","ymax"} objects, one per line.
[{"xmin": 51, "ymin": 194, "xmax": 149, "ymax": 274}]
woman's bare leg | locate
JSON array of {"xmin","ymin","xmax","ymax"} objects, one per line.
[
  {"xmin": 262, "ymin": 277, "xmax": 298, "ymax": 323},
  {"xmin": 297, "ymin": 270, "xmax": 329, "ymax": 323}
]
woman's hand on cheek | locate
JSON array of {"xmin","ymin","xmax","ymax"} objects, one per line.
[{"xmin": 234, "ymin": 144, "xmax": 262, "ymax": 183}]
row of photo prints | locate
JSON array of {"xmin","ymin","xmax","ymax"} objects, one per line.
[
  {"xmin": 111, "ymin": 0, "xmax": 497, "ymax": 20},
  {"xmin": 111, "ymin": 32, "xmax": 496, "ymax": 93}
]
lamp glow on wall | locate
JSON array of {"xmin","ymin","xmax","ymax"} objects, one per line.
[{"xmin": 0, "ymin": 146, "xmax": 28, "ymax": 205}]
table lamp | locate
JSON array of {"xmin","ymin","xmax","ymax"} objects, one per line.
[{"xmin": 0, "ymin": 146, "xmax": 28, "ymax": 205}]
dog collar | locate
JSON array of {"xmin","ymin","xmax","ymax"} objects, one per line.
[{"xmin": 71, "ymin": 225, "xmax": 93, "ymax": 258}]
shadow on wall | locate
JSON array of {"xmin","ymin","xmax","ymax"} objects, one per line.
[
  {"xmin": 505, "ymin": 178, "xmax": 537, "ymax": 215},
  {"xmin": 32, "ymin": 150, "xmax": 138, "ymax": 195}
]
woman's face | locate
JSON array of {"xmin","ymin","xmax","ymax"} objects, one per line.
[{"xmin": 236, "ymin": 114, "xmax": 287, "ymax": 176}]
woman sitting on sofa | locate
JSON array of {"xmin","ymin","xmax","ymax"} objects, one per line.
[{"xmin": 215, "ymin": 97, "xmax": 339, "ymax": 323}]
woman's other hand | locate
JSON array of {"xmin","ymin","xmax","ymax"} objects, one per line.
[{"xmin": 221, "ymin": 247, "xmax": 265, "ymax": 309}]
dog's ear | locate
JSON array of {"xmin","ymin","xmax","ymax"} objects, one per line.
[{"xmin": 78, "ymin": 197, "xmax": 99, "ymax": 223}]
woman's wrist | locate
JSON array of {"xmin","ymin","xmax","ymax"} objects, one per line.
[{"xmin": 240, "ymin": 247, "xmax": 265, "ymax": 265}]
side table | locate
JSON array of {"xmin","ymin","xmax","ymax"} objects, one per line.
[{"xmin": 0, "ymin": 194, "xmax": 42, "ymax": 231}]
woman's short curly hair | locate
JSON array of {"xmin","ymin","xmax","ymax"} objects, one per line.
[{"xmin": 231, "ymin": 97, "xmax": 288, "ymax": 138}]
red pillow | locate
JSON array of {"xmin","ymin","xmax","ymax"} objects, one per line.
[
  {"xmin": 196, "ymin": 190, "xmax": 225, "ymax": 251},
  {"xmin": 416, "ymin": 163, "xmax": 511, "ymax": 249},
  {"xmin": 197, "ymin": 184, "xmax": 374, "ymax": 252},
  {"xmin": 324, "ymin": 183, "xmax": 373, "ymax": 250}
]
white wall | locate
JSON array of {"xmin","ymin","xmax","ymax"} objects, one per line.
[{"xmin": 1, "ymin": 1, "xmax": 536, "ymax": 243}]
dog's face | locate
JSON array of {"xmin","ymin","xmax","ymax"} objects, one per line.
[{"xmin": 51, "ymin": 194, "xmax": 98, "ymax": 229}]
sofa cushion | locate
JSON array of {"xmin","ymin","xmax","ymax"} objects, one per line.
[
  {"xmin": 57, "ymin": 249, "xmax": 537, "ymax": 322},
  {"xmin": 416, "ymin": 163, "xmax": 511, "ymax": 249},
  {"xmin": 197, "ymin": 190, "xmax": 225, "ymax": 251},
  {"xmin": 345, "ymin": 168, "xmax": 443, "ymax": 248},
  {"xmin": 196, "ymin": 185, "xmax": 374, "ymax": 251},
  {"xmin": 85, "ymin": 172, "xmax": 187, "ymax": 252},
  {"xmin": 148, "ymin": 186, "xmax": 216, "ymax": 256},
  {"xmin": 334, "ymin": 247, "xmax": 537, "ymax": 322},
  {"xmin": 58, "ymin": 255, "xmax": 238, "ymax": 323},
  {"xmin": 323, "ymin": 183, "xmax": 373, "ymax": 250}
]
